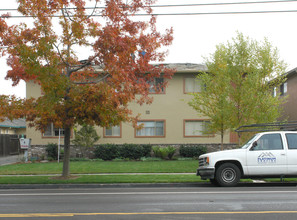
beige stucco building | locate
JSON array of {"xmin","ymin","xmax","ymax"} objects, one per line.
[
  {"xmin": 26, "ymin": 63, "xmax": 233, "ymax": 146},
  {"xmin": 0, "ymin": 118, "xmax": 26, "ymax": 135}
]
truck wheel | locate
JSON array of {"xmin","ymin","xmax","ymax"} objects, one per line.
[{"xmin": 215, "ymin": 163, "xmax": 241, "ymax": 187}]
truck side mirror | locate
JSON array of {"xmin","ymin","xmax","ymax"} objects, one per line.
[{"xmin": 251, "ymin": 141, "xmax": 258, "ymax": 151}]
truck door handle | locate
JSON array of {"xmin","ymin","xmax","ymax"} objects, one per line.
[{"xmin": 281, "ymin": 154, "xmax": 286, "ymax": 156}]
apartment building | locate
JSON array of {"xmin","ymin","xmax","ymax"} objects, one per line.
[
  {"xmin": 26, "ymin": 63, "xmax": 233, "ymax": 146},
  {"xmin": 279, "ymin": 67, "xmax": 297, "ymax": 122}
]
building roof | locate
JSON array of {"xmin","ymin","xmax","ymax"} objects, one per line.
[
  {"xmin": 159, "ymin": 63, "xmax": 208, "ymax": 73},
  {"xmin": 285, "ymin": 67, "xmax": 297, "ymax": 79},
  {"xmin": 92, "ymin": 63, "xmax": 207, "ymax": 73},
  {"xmin": 0, "ymin": 118, "xmax": 26, "ymax": 129}
]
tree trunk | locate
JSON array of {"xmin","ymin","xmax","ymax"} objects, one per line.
[
  {"xmin": 220, "ymin": 131, "xmax": 224, "ymax": 151},
  {"xmin": 62, "ymin": 127, "xmax": 71, "ymax": 177}
]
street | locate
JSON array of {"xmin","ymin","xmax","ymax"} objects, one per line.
[{"xmin": 1, "ymin": 184, "xmax": 297, "ymax": 219}]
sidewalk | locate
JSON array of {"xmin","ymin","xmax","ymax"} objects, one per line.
[{"xmin": 0, "ymin": 155, "xmax": 21, "ymax": 166}]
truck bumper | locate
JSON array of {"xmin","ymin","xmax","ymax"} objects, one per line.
[{"xmin": 197, "ymin": 168, "xmax": 215, "ymax": 180}]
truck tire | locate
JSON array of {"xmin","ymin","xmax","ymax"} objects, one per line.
[{"xmin": 215, "ymin": 163, "xmax": 241, "ymax": 187}]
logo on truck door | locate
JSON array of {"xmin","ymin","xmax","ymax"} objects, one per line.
[{"xmin": 258, "ymin": 152, "xmax": 276, "ymax": 164}]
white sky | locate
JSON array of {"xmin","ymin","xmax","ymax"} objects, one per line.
[{"xmin": 1, "ymin": 0, "xmax": 297, "ymax": 98}]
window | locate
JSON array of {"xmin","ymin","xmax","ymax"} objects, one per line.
[
  {"xmin": 136, "ymin": 120, "xmax": 165, "ymax": 137},
  {"xmin": 280, "ymin": 82, "xmax": 287, "ymax": 96},
  {"xmin": 104, "ymin": 125, "xmax": 121, "ymax": 138},
  {"xmin": 184, "ymin": 77, "xmax": 202, "ymax": 93},
  {"xmin": 272, "ymin": 87, "xmax": 277, "ymax": 97},
  {"xmin": 43, "ymin": 123, "xmax": 65, "ymax": 137},
  {"xmin": 149, "ymin": 78, "xmax": 164, "ymax": 93},
  {"xmin": 286, "ymin": 134, "xmax": 297, "ymax": 149},
  {"xmin": 252, "ymin": 134, "xmax": 283, "ymax": 151},
  {"xmin": 184, "ymin": 120, "xmax": 212, "ymax": 137}
]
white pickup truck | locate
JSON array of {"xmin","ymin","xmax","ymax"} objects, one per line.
[{"xmin": 197, "ymin": 131, "xmax": 297, "ymax": 186}]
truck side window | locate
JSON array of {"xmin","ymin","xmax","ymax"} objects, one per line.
[
  {"xmin": 286, "ymin": 134, "xmax": 297, "ymax": 149},
  {"xmin": 253, "ymin": 134, "xmax": 283, "ymax": 151}
]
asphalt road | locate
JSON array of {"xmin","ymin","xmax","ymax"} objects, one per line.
[{"xmin": 1, "ymin": 184, "xmax": 297, "ymax": 219}]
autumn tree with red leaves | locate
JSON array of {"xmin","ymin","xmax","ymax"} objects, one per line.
[{"xmin": 0, "ymin": 0, "xmax": 173, "ymax": 177}]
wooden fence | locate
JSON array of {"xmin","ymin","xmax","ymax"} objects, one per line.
[{"xmin": 0, "ymin": 134, "xmax": 21, "ymax": 157}]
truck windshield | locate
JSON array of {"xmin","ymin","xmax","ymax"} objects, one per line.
[{"xmin": 241, "ymin": 134, "xmax": 260, "ymax": 149}]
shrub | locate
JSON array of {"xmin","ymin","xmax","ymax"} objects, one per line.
[
  {"xmin": 152, "ymin": 145, "xmax": 176, "ymax": 160},
  {"xmin": 152, "ymin": 146, "xmax": 162, "ymax": 158},
  {"xmin": 120, "ymin": 144, "xmax": 143, "ymax": 160},
  {"xmin": 141, "ymin": 145, "xmax": 152, "ymax": 157},
  {"xmin": 158, "ymin": 147, "xmax": 169, "ymax": 159},
  {"xmin": 179, "ymin": 145, "xmax": 207, "ymax": 158},
  {"xmin": 94, "ymin": 144, "xmax": 119, "ymax": 160},
  {"xmin": 72, "ymin": 124, "xmax": 100, "ymax": 158},
  {"xmin": 167, "ymin": 146, "xmax": 176, "ymax": 160},
  {"xmin": 94, "ymin": 144, "xmax": 152, "ymax": 161},
  {"xmin": 45, "ymin": 143, "xmax": 58, "ymax": 160}
]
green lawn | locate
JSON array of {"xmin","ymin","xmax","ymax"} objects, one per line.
[
  {"xmin": 0, "ymin": 174, "xmax": 202, "ymax": 184},
  {"xmin": 0, "ymin": 160, "xmax": 202, "ymax": 184},
  {"xmin": 0, "ymin": 160, "xmax": 198, "ymax": 175},
  {"xmin": 1, "ymin": 160, "xmax": 285, "ymax": 185}
]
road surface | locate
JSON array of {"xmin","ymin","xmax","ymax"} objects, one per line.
[{"xmin": 1, "ymin": 184, "xmax": 297, "ymax": 219}]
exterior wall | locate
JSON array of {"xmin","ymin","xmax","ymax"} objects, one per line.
[
  {"xmin": 15, "ymin": 128, "xmax": 26, "ymax": 136},
  {"xmin": 0, "ymin": 127, "xmax": 25, "ymax": 135},
  {"xmin": 281, "ymin": 73, "xmax": 297, "ymax": 121},
  {"xmin": 26, "ymin": 70, "xmax": 231, "ymax": 146},
  {"xmin": 0, "ymin": 128, "xmax": 15, "ymax": 135}
]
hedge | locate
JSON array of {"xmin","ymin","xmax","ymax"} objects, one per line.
[
  {"xmin": 94, "ymin": 144, "xmax": 151, "ymax": 161},
  {"xmin": 179, "ymin": 145, "xmax": 207, "ymax": 158}
]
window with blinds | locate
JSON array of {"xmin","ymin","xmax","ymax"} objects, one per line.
[
  {"xmin": 105, "ymin": 125, "xmax": 121, "ymax": 137},
  {"xmin": 184, "ymin": 77, "xmax": 202, "ymax": 93},
  {"xmin": 184, "ymin": 120, "xmax": 211, "ymax": 137},
  {"xmin": 136, "ymin": 120, "xmax": 165, "ymax": 137}
]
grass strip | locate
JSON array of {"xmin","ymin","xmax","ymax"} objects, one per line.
[
  {"xmin": 0, "ymin": 175, "xmax": 203, "ymax": 184},
  {"xmin": 0, "ymin": 160, "xmax": 198, "ymax": 175},
  {"xmin": 264, "ymin": 178, "xmax": 297, "ymax": 182}
]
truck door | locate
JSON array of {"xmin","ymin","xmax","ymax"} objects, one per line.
[
  {"xmin": 246, "ymin": 133, "xmax": 287, "ymax": 176},
  {"xmin": 285, "ymin": 133, "xmax": 297, "ymax": 175}
]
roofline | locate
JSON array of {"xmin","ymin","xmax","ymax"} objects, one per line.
[
  {"xmin": 0, "ymin": 125, "xmax": 26, "ymax": 129},
  {"xmin": 92, "ymin": 63, "xmax": 208, "ymax": 74},
  {"xmin": 285, "ymin": 67, "xmax": 297, "ymax": 78}
]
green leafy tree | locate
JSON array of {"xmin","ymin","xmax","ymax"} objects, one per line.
[
  {"xmin": 189, "ymin": 32, "xmax": 287, "ymax": 148},
  {"xmin": 72, "ymin": 124, "xmax": 100, "ymax": 158},
  {"xmin": 189, "ymin": 56, "xmax": 232, "ymax": 150}
]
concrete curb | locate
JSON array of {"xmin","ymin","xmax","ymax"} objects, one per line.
[
  {"xmin": 0, "ymin": 173, "xmax": 196, "ymax": 177},
  {"xmin": 0, "ymin": 182, "xmax": 206, "ymax": 189},
  {"xmin": 0, "ymin": 182, "xmax": 297, "ymax": 189}
]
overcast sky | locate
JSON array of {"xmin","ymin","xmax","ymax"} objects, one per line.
[{"xmin": 1, "ymin": 0, "xmax": 297, "ymax": 98}]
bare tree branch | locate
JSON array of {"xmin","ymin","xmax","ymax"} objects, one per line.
[
  {"xmin": 62, "ymin": 6, "xmax": 75, "ymax": 22},
  {"xmin": 72, "ymin": 73, "xmax": 110, "ymax": 84},
  {"xmin": 86, "ymin": 0, "xmax": 99, "ymax": 19},
  {"xmin": 53, "ymin": 43, "xmax": 67, "ymax": 67}
]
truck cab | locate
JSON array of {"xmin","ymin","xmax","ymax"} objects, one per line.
[{"xmin": 197, "ymin": 131, "xmax": 297, "ymax": 186}]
